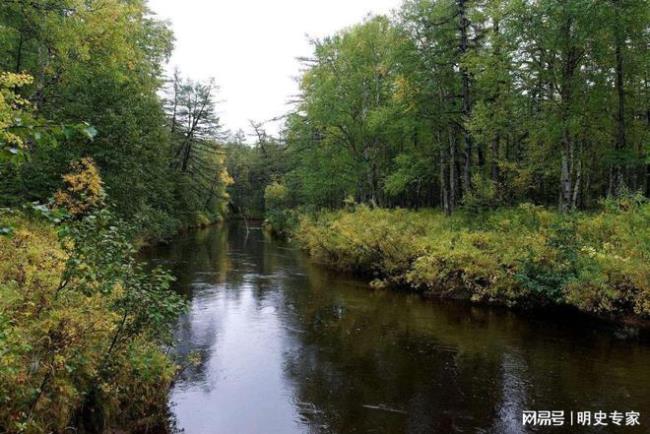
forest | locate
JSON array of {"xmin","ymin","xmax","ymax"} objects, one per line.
[
  {"xmin": 1, "ymin": 0, "xmax": 649, "ymax": 432},
  {"xmin": 228, "ymin": 0, "xmax": 650, "ymax": 323},
  {"xmin": 0, "ymin": 0, "xmax": 229, "ymax": 432},
  {"xmin": 230, "ymin": 0, "xmax": 650, "ymax": 214}
]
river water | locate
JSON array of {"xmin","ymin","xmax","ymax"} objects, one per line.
[{"xmin": 143, "ymin": 224, "xmax": 649, "ymax": 434}]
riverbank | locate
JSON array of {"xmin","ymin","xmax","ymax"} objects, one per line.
[
  {"xmin": 294, "ymin": 201, "xmax": 650, "ymax": 326},
  {"xmin": 145, "ymin": 221, "xmax": 650, "ymax": 433},
  {"xmin": 0, "ymin": 210, "xmax": 183, "ymax": 433},
  {"xmin": 135, "ymin": 212, "xmax": 225, "ymax": 248}
]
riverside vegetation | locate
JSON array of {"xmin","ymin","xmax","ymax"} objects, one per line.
[
  {"xmin": 224, "ymin": 0, "xmax": 650, "ymax": 322},
  {"xmin": 294, "ymin": 200, "xmax": 650, "ymax": 322},
  {"xmin": 0, "ymin": 0, "xmax": 229, "ymax": 432},
  {"xmin": 2, "ymin": 0, "xmax": 650, "ymax": 432},
  {"xmin": 1, "ymin": 159, "xmax": 185, "ymax": 433}
]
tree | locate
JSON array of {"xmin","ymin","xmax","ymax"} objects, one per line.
[{"xmin": 164, "ymin": 71, "xmax": 231, "ymax": 224}]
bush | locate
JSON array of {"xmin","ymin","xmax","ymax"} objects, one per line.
[
  {"xmin": 53, "ymin": 158, "xmax": 106, "ymax": 218},
  {"xmin": 294, "ymin": 203, "xmax": 650, "ymax": 320},
  {"xmin": 263, "ymin": 181, "xmax": 296, "ymax": 237},
  {"xmin": 0, "ymin": 206, "xmax": 185, "ymax": 432},
  {"xmin": 462, "ymin": 173, "xmax": 499, "ymax": 215}
]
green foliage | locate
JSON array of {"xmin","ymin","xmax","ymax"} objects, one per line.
[
  {"xmin": 295, "ymin": 204, "xmax": 650, "ymax": 319},
  {"xmin": 263, "ymin": 180, "xmax": 296, "ymax": 237},
  {"xmin": 274, "ymin": 0, "xmax": 650, "ymax": 213},
  {"xmin": 515, "ymin": 219, "xmax": 588, "ymax": 303},
  {"xmin": 0, "ymin": 206, "xmax": 185, "ymax": 433},
  {"xmin": 0, "ymin": 1, "xmax": 231, "ymax": 239},
  {"xmin": 225, "ymin": 129, "xmax": 287, "ymax": 219},
  {"xmin": 264, "ymin": 180, "xmax": 290, "ymax": 211},
  {"xmin": 284, "ymin": 16, "xmax": 424, "ymax": 207},
  {"xmin": 162, "ymin": 71, "xmax": 232, "ymax": 233},
  {"xmin": 0, "ymin": 72, "xmax": 32, "ymax": 163},
  {"xmin": 462, "ymin": 174, "xmax": 499, "ymax": 215}
]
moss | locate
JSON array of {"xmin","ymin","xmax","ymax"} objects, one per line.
[{"xmin": 295, "ymin": 203, "xmax": 650, "ymax": 321}]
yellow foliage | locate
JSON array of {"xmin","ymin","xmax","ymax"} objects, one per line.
[
  {"xmin": 0, "ymin": 213, "xmax": 177, "ymax": 433},
  {"xmin": 295, "ymin": 204, "xmax": 650, "ymax": 320},
  {"xmin": 219, "ymin": 166, "xmax": 234, "ymax": 187},
  {"xmin": 54, "ymin": 157, "xmax": 106, "ymax": 217},
  {"xmin": 0, "ymin": 72, "xmax": 33, "ymax": 150}
]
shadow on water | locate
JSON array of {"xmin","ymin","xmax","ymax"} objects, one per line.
[{"xmin": 142, "ymin": 223, "xmax": 650, "ymax": 434}]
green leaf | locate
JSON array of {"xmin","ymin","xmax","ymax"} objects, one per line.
[
  {"xmin": 63, "ymin": 126, "xmax": 74, "ymax": 140},
  {"xmin": 83, "ymin": 126, "xmax": 98, "ymax": 140}
]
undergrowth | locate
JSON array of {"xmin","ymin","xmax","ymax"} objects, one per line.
[{"xmin": 295, "ymin": 199, "xmax": 650, "ymax": 320}]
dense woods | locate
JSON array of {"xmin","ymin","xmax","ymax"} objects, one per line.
[
  {"xmin": 227, "ymin": 0, "xmax": 650, "ymax": 216},
  {"xmin": 1, "ymin": 0, "xmax": 650, "ymax": 432},
  {"xmin": 0, "ymin": 0, "xmax": 231, "ymax": 238},
  {"xmin": 0, "ymin": 1, "xmax": 229, "ymax": 432}
]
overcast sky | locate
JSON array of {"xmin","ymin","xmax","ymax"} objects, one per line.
[{"xmin": 147, "ymin": 0, "xmax": 401, "ymax": 139}]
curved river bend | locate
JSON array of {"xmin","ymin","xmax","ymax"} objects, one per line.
[{"xmin": 144, "ymin": 225, "xmax": 649, "ymax": 434}]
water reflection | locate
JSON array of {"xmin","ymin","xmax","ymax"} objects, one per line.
[{"xmin": 143, "ymin": 224, "xmax": 650, "ymax": 434}]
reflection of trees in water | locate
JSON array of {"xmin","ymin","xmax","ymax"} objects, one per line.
[
  {"xmin": 144, "ymin": 226, "xmax": 233, "ymax": 391},
  {"xmin": 280, "ymin": 308, "xmax": 482, "ymax": 432},
  {"xmin": 145, "ymin": 225, "xmax": 650, "ymax": 434},
  {"xmin": 279, "ymin": 259, "xmax": 650, "ymax": 433},
  {"xmin": 274, "ymin": 262, "xmax": 480, "ymax": 433},
  {"xmin": 152, "ymin": 226, "xmax": 233, "ymax": 295},
  {"xmin": 171, "ymin": 305, "xmax": 220, "ymax": 391},
  {"xmin": 276, "ymin": 261, "xmax": 527, "ymax": 433}
]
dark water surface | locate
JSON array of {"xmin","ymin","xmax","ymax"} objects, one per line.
[{"xmin": 143, "ymin": 224, "xmax": 649, "ymax": 434}]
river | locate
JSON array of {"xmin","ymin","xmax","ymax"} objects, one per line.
[{"xmin": 143, "ymin": 224, "xmax": 649, "ymax": 434}]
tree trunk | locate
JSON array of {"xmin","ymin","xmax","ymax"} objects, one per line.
[
  {"xmin": 449, "ymin": 127, "xmax": 457, "ymax": 213},
  {"xmin": 490, "ymin": 20, "xmax": 501, "ymax": 184},
  {"xmin": 439, "ymin": 132, "xmax": 450, "ymax": 214},
  {"xmin": 560, "ymin": 144, "xmax": 573, "ymax": 213},
  {"xmin": 612, "ymin": 2, "xmax": 627, "ymax": 195},
  {"xmin": 572, "ymin": 159, "xmax": 581, "ymax": 209},
  {"xmin": 459, "ymin": 0, "xmax": 472, "ymax": 196},
  {"xmin": 181, "ymin": 142, "xmax": 191, "ymax": 172},
  {"xmin": 491, "ymin": 134, "xmax": 500, "ymax": 183},
  {"xmin": 15, "ymin": 31, "xmax": 23, "ymax": 73},
  {"xmin": 558, "ymin": 16, "xmax": 578, "ymax": 212}
]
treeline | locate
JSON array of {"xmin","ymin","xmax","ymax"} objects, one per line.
[
  {"xmin": 0, "ymin": 1, "xmax": 232, "ymax": 432},
  {"xmin": 0, "ymin": 0, "xmax": 230, "ymax": 238},
  {"xmin": 229, "ymin": 0, "xmax": 650, "ymax": 217}
]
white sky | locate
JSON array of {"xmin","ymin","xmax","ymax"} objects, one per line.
[{"xmin": 147, "ymin": 0, "xmax": 401, "ymax": 139}]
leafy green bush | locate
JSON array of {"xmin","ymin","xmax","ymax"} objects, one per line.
[
  {"xmin": 462, "ymin": 173, "xmax": 499, "ymax": 215},
  {"xmin": 0, "ymin": 205, "xmax": 185, "ymax": 433},
  {"xmin": 295, "ymin": 203, "xmax": 650, "ymax": 319},
  {"xmin": 263, "ymin": 180, "xmax": 296, "ymax": 237}
]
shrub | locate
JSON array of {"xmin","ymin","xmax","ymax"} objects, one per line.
[
  {"xmin": 53, "ymin": 158, "xmax": 106, "ymax": 218},
  {"xmin": 462, "ymin": 173, "xmax": 499, "ymax": 215},
  {"xmin": 0, "ymin": 205, "xmax": 185, "ymax": 433},
  {"xmin": 294, "ymin": 204, "xmax": 650, "ymax": 319}
]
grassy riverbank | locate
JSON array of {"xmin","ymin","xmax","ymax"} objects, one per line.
[
  {"xmin": 0, "ymin": 208, "xmax": 184, "ymax": 433},
  {"xmin": 294, "ymin": 200, "xmax": 650, "ymax": 323}
]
